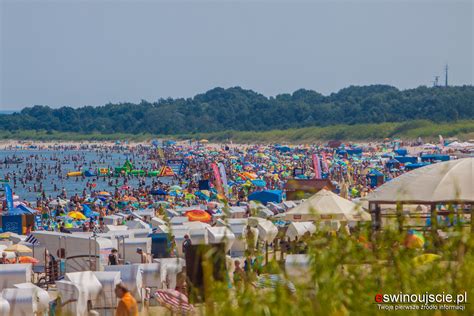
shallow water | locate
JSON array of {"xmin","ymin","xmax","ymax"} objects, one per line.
[{"xmin": 0, "ymin": 149, "xmax": 172, "ymax": 202}]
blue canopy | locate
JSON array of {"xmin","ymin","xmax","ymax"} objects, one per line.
[
  {"xmin": 150, "ymin": 189, "xmax": 168, "ymax": 195},
  {"xmin": 386, "ymin": 159, "xmax": 400, "ymax": 168},
  {"xmin": 395, "ymin": 156, "xmax": 418, "ymax": 164},
  {"xmin": 4, "ymin": 204, "xmax": 37, "ymax": 216},
  {"xmin": 251, "ymin": 179, "xmax": 267, "ymax": 187},
  {"xmin": 405, "ymin": 162, "xmax": 430, "ymax": 170},
  {"xmin": 195, "ymin": 191, "xmax": 211, "ymax": 201},
  {"xmin": 275, "ymin": 146, "xmax": 291, "ymax": 153},
  {"xmin": 82, "ymin": 204, "xmax": 100, "ymax": 218},
  {"xmin": 394, "ymin": 148, "xmax": 408, "ymax": 156},
  {"xmin": 368, "ymin": 169, "xmax": 384, "ymax": 176},
  {"xmin": 346, "ymin": 148, "xmax": 363, "ymax": 156},
  {"xmin": 381, "ymin": 153, "xmax": 393, "ymax": 158},
  {"xmin": 420, "ymin": 154, "xmax": 450, "ymax": 162},
  {"xmin": 248, "ymin": 190, "xmax": 283, "ymax": 205}
]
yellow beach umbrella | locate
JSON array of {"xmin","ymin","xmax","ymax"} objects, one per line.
[
  {"xmin": 0, "ymin": 232, "xmax": 12, "ymax": 239},
  {"xmin": 413, "ymin": 254, "xmax": 441, "ymax": 267},
  {"xmin": 67, "ymin": 211, "xmax": 86, "ymax": 220},
  {"xmin": 4, "ymin": 244, "xmax": 32, "ymax": 253}
]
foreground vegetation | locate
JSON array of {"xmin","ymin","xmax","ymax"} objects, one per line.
[
  {"xmin": 1, "ymin": 120, "xmax": 474, "ymax": 143},
  {"xmin": 1, "ymin": 85, "xmax": 473, "ymax": 134},
  {"xmin": 185, "ymin": 223, "xmax": 473, "ymax": 316}
]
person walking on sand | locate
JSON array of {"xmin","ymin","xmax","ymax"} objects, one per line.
[{"xmin": 115, "ymin": 283, "xmax": 138, "ymax": 316}]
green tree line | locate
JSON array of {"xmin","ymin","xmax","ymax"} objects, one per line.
[{"xmin": 1, "ymin": 85, "xmax": 473, "ymax": 134}]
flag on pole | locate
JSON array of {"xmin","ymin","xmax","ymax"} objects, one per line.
[
  {"xmin": 218, "ymin": 162, "xmax": 229, "ymax": 197},
  {"xmin": 4, "ymin": 184, "xmax": 14, "ymax": 210},
  {"xmin": 439, "ymin": 135, "xmax": 444, "ymax": 147},
  {"xmin": 312, "ymin": 154, "xmax": 322, "ymax": 179},
  {"xmin": 211, "ymin": 163, "xmax": 225, "ymax": 197}
]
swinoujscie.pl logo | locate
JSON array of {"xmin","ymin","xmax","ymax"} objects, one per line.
[{"xmin": 374, "ymin": 292, "xmax": 468, "ymax": 311}]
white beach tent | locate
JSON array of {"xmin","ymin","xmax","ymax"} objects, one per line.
[
  {"xmin": 367, "ymin": 158, "xmax": 474, "ymax": 203},
  {"xmin": 170, "ymin": 216, "xmax": 189, "ymax": 226},
  {"xmin": 131, "ymin": 228, "xmax": 153, "ymax": 238},
  {"xmin": 151, "ymin": 217, "xmax": 167, "ymax": 229},
  {"xmin": 65, "ymin": 271, "xmax": 103, "ymax": 303},
  {"xmin": 248, "ymin": 217, "xmax": 278, "ymax": 243},
  {"xmin": 183, "ymin": 221, "xmax": 210, "ymax": 245},
  {"xmin": 104, "ymin": 264, "xmax": 143, "ymax": 301},
  {"xmin": 1, "ymin": 288, "xmax": 36, "ymax": 316},
  {"xmin": 121, "ymin": 238, "xmax": 151, "ymax": 264},
  {"xmin": 284, "ymin": 189, "xmax": 370, "ymax": 222},
  {"xmin": 92, "ymin": 271, "xmax": 122, "ymax": 309},
  {"xmin": 103, "ymin": 215, "xmax": 122, "ymax": 226},
  {"xmin": 165, "ymin": 209, "xmax": 180, "ymax": 218},
  {"xmin": 216, "ymin": 218, "xmax": 258, "ymax": 256},
  {"xmin": 32, "ymin": 231, "xmax": 114, "ymax": 272},
  {"xmin": 206, "ymin": 227, "xmax": 235, "ymax": 252},
  {"xmin": 228, "ymin": 206, "xmax": 246, "ymax": 218},
  {"xmin": 285, "ymin": 222, "xmax": 316, "ymax": 241},
  {"xmin": 104, "ymin": 225, "xmax": 128, "ymax": 233},
  {"xmin": 137, "ymin": 263, "xmax": 161, "ymax": 291},
  {"xmin": 13, "ymin": 283, "xmax": 50, "ymax": 314},
  {"xmin": 0, "ymin": 297, "xmax": 9, "ymax": 316},
  {"xmin": 126, "ymin": 219, "xmax": 150, "ymax": 230},
  {"xmin": 55, "ymin": 280, "xmax": 89, "ymax": 316},
  {"xmin": 154, "ymin": 225, "xmax": 170, "ymax": 234},
  {"xmin": 153, "ymin": 258, "xmax": 185, "ymax": 290},
  {"xmin": 0, "ymin": 264, "xmax": 32, "ymax": 291}
]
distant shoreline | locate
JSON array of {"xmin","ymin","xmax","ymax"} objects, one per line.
[{"xmin": 1, "ymin": 120, "xmax": 473, "ymax": 144}]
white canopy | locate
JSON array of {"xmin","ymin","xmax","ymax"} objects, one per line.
[
  {"xmin": 284, "ymin": 189, "xmax": 370, "ymax": 221},
  {"xmin": 367, "ymin": 158, "xmax": 474, "ymax": 203},
  {"xmin": 285, "ymin": 222, "xmax": 316, "ymax": 241}
]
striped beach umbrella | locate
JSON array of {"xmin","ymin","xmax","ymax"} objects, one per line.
[
  {"xmin": 154, "ymin": 289, "xmax": 194, "ymax": 314},
  {"xmin": 255, "ymin": 274, "xmax": 296, "ymax": 294}
]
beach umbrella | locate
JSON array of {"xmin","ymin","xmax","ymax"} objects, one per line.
[
  {"xmin": 150, "ymin": 189, "xmax": 167, "ymax": 196},
  {"xmin": 200, "ymin": 139, "xmax": 209, "ymax": 143},
  {"xmin": 19, "ymin": 256, "xmax": 39, "ymax": 264},
  {"xmin": 404, "ymin": 230, "xmax": 425, "ymax": 249},
  {"xmin": 67, "ymin": 211, "xmax": 87, "ymax": 220},
  {"xmin": 98, "ymin": 191, "xmax": 111, "ymax": 197},
  {"xmin": 4, "ymin": 244, "xmax": 32, "ymax": 253},
  {"xmin": 122, "ymin": 196, "xmax": 138, "ymax": 202},
  {"xmin": 170, "ymin": 185, "xmax": 182, "ymax": 191},
  {"xmin": 0, "ymin": 232, "xmax": 12, "ymax": 239},
  {"xmin": 185, "ymin": 193, "xmax": 195, "ymax": 200},
  {"xmin": 412, "ymin": 254, "xmax": 441, "ymax": 267},
  {"xmin": 195, "ymin": 191, "xmax": 210, "ymax": 201},
  {"xmin": 251, "ymin": 179, "xmax": 267, "ymax": 187},
  {"xmin": 185, "ymin": 210, "xmax": 212, "ymax": 223},
  {"xmin": 154, "ymin": 289, "xmax": 194, "ymax": 313},
  {"xmin": 49, "ymin": 199, "xmax": 68, "ymax": 207}
]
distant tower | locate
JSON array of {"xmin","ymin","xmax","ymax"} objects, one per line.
[
  {"xmin": 432, "ymin": 76, "xmax": 439, "ymax": 87},
  {"xmin": 444, "ymin": 64, "xmax": 448, "ymax": 87}
]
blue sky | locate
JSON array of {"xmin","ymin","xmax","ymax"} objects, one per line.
[{"xmin": 1, "ymin": 0, "xmax": 472, "ymax": 109}]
